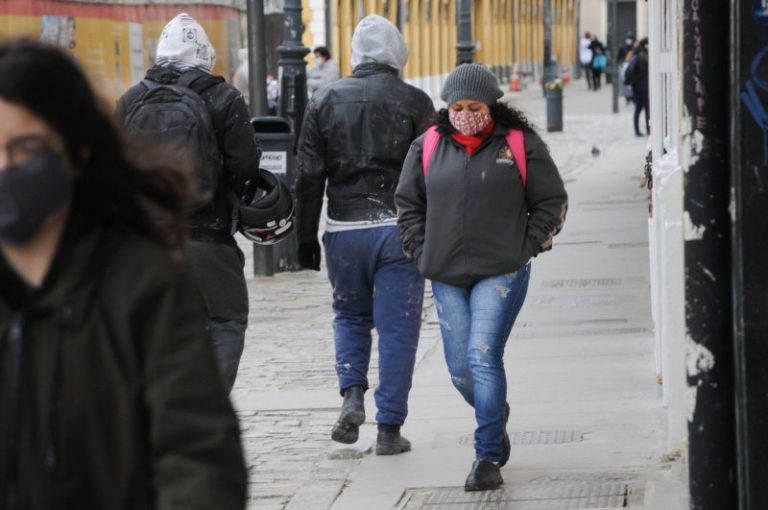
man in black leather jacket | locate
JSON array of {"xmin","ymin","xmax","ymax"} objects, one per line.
[
  {"xmin": 117, "ymin": 14, "xmax": 261, "ymax": 393},
  {"xmin": 295, "ymin": 14, "xmax": 435, "ymax": 454}
]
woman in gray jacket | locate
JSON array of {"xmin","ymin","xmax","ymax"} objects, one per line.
[{"xmin": 395, "ymin": 64, "xmax": 568, "ymax": 492}]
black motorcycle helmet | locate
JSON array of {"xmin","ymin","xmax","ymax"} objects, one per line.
[{"xmin": 238, "ymin": 169, "xmax": 294, "ymax": 245}]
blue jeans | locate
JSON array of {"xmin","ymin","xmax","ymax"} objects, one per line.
[
  {"xmin": 432, "ymin": 265, "xmax": 530, "ymax": 462},
  {"xmin": 323, "ymin": 226, "xmax": 424, "ymax": 426}
]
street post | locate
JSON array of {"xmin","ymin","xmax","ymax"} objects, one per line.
[
  {"xmin": 456, "ymin": 0, "xmax": 475, "ymax": 65},
  {"xmin": 682, "ymin": 0, "xmax": 737, "ymax": 507}
]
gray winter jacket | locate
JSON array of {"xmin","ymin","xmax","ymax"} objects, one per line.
[{"xmin": 395, "ymin": 124, "xmax": 568, "ymax": 287}]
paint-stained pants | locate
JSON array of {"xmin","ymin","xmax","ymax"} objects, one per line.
[
  {"xmin": 431, "ymin": 265, "xmax": 530, "ymax": 462},
  {"xmin": 323, "ymin": 226, "xmax": 424, "ymax": 426}
]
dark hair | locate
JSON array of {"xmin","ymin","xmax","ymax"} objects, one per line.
[
  {"xmin": 313, "ymin": 46, "xmax": 331, "ymax": 59},
  {"xmin": 0, "ymin": 38, "xmax": 191, "ymax": 248},
  {"xmin": 434, "ymin": 102, "xmax": 538, "ymax": 137}
]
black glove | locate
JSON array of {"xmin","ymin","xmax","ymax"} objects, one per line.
[{"xmin": 298, "ymin": 241, "xmax": 321, "ymax": 271}]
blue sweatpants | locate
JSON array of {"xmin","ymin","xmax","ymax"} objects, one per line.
[{"xmin": 323, "ymin": 226, "xmax": 424, "ymax": 426}]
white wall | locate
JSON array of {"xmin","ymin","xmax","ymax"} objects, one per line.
[{"xmin": 648, "ymin": 0, "xmax": 687, "ymax": 453}]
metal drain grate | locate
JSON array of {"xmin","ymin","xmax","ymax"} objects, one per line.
[
  {"xmin": 608, "ymin": 242, "xmax": 649, "ymax": 249},
  {"xmin": 531, "ymin": 295, "xmax": 635, "ymax": 308},
  {"xmin": 511, "ymin": 327, "xmax": 649, "ymax": 339},
  {"xmin": 403, "ymin": 482, "xmax": 645, "ymax": 509},
  {"xmin": 459, "ymin": 430, "xmax": 584, "ymax": 446},
  {"xmin": 540, "ymin": 277, "xmax": 646, "ymax": 289},
  {"xmin": 518, "ymin": 318, "xmax": 629, "ymax": 328}
]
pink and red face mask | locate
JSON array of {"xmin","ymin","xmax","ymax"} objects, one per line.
[{"xmin": 448, "ymin": 109, "xmax": 492, "ymax": 136}]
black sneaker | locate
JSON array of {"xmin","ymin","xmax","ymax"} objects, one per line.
[
  {"xmin": 499, "ymin": 403, "xmax": 511, "ymax": 467},
  {"xmin": 331, "ymin": 386, "xmax": 365, "ymax": 444},
  {"xmin": 375, "ymin": 430, "xmax": 411, "ymax": 455},
  {"xmin": 464, "ymin": 459, "xmax": 504, "ymax": 491}
]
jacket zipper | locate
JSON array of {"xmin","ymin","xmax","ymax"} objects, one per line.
[
  {"xmin": 462, "ymin": 153, "xmax": 471, "ymax": 274},
  {"xmin": 5, "ymin": 313, "xmax": 24, "ymax": 510}
]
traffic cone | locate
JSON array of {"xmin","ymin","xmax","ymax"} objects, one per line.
[
  {"xmin": 510, "ymin": 63, "xmax": 521, "ymax": 92},
  {"xmin": 561, "ymin": 64, "xmax": 571, "ymax": 86}
]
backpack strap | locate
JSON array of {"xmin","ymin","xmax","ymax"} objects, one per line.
[
  {"xmin": 421, "ymin": 126, "xmax": 441, "ymax": 177},
  {"xmin": 506, "ymin": 129, "xmax": 527, "ymax": 187}
]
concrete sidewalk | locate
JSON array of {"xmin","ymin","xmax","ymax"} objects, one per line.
[{"xmin": 232, "ymin": 80, "xmax": 689, "ymax": 509}]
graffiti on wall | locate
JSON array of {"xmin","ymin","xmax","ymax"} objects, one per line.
[{"xmin": 741, "ymin": 46, "xmax": 768, "ymax": 165}]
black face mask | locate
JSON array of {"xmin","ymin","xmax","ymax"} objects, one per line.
[{"xmin": 0, "ymin": 148, "xmax": 72, "ymax": 246}]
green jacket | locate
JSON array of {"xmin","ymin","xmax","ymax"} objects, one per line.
[{"xmin": 0, "ymin": 212, "xmax": 246, "ymax": 510}]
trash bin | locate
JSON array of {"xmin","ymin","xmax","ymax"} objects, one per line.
[
  {"xmin": 250, "ymin": 116, "xmax": 300, "ymax": 275},
  {"xmin": 545, "ymin": 83, "xmax": 563, "ymax": 132}
]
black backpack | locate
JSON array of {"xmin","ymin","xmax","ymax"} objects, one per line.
[{"xmin": 123, "ymin": 72, "xmax": 223, "ymax": 210}]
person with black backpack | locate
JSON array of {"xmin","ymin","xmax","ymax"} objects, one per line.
[{"xmin": 117, "ymin": 13, "xmax": 261, "ymax": 393}]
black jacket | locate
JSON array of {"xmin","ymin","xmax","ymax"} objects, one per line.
[
  {"xmin": 395, "ymin": 124, "xmax": 568, "ymax": 287},
  {"xmin": 0, "ymin": 209, "xmax": 246, "ymax": 509},
  {"xmin": 295, "ymin": 63, "xmax": 435, "ymax": 243},
  {"xmin": 117, "ymin": 66, "xmax": 261, "ymax": 244}
]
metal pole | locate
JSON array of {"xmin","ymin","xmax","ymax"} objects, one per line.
[
  {"xmin": 731, "ymin": 0, "xmax": 768, "ymax": 507},
  {"xmin": 246, "ymin": 0, "xmax": 273, "ymax": 276},
  {"xmin": 543, "ymin": 0, "xmax": 555, "ymax": 88},
  {"xmin": 574, "ymin": 0, "xmax": 581, "ymax": 79},
  {"xmin": 610, "ymin": 0, "xmax": 618, "ymax": 113},
  {"xmin": 456, "ymin": 0, "xmax": 475, "ymax": 65},
  {"xmin": 277, "ymin": 0, "xmax": 310, "ymax": 143},
  {"xmin": 246, "ymin": 0, "xmax": 268, "ymax": 116},
  {"xmin": 682, "ymin": 0, "xmax": 737, "ymax": 507}
]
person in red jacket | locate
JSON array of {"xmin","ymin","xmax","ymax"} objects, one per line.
[{"xmin": 396, "ymin": 64, "xmax": 568, "ymax": 491}]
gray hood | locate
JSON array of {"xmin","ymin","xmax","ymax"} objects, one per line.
[
  {"xmin": 156, "ymin": 13, "xmax": 216, "ymax": 74},
  {"xmin": 350, "ymin": 15, "xmax": 408, "ymax": 72}
]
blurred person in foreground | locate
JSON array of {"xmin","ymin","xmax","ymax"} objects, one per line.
[{"xmin": 0, "ymin": 38, "xmax": 246, "ymax": 510}]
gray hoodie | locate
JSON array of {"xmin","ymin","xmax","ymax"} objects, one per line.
[{"xmin": 350, "ymin": 14, "xmax": 409, "ymax": 72}]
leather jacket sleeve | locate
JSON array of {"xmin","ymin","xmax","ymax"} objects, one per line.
[
  {"xmin": 394, "ymin": 137, "xmax": 427, "ymax": 261},
  {"xmin": 216, "ymin": 89, "xmax": 261, "ymax": 199},
  {"xmin": 295, "ymin": 100, "xmax": 328, "ymax": 244}
]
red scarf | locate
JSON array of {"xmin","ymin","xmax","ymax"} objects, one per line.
[{"xmin": 450, "ymin": 119, "xmax": 496, "ymax": 155}]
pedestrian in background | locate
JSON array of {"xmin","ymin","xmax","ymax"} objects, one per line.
[
  {"xmin": 396, "ymin": 64, "xmax": 568, "ymax": 491},
  {"xmin": 232, "ymin": 47, "xmax": 250, "ymax": 105},
  {"xmin": 295, "ymin": 14, "xmax": 435, "ymax": 455},
  {"xmin": 307, "ymin": 46, "xmax": 340, "ymax": 95},
  {"xmin": 588, "ymin": 35, "xmax": 607, "ymax": 90},
  {"xmin": 0, "ymin": 38, "xmax": 246, "ymax": 510},
  {"xmin": 627, "ymin": 38, "xmax": 650, "ymax": 137},
  {"xmin": 579, "ymin": 31, "xmax": 594, "ymax": 90},
  {"xmin": 117, "ymin": 13, "xmax": 262, "ymax": 393},
  {"xmin": 617, "ymin": 31, "xmax": 636, "ymax": 105}
]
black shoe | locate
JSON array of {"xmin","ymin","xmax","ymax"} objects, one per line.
[
  {"xmin": 375, "ymin": 430, "xmax": 412, "ymax": 455},
  {"xmin": 331, "ymin": 386, "xmax": 365, "ymax": 444},
  {"xmin": 499, "ymin": 403, "xmax": 511, "ymax": 467},
  {"xmin": 464, "ymin": 460, "xmax": 504, "ymax": 491}
]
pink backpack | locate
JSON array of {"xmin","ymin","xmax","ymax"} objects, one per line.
[{"xmin": 421, "ymin": 126, "xmax": 527, "ymax": 186}]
